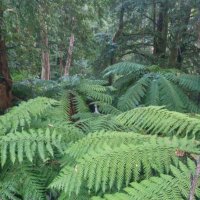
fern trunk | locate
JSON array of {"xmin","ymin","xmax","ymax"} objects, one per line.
[{"xmin": 188, "ymin": 156, "xmax": 200, "ymax": 200}]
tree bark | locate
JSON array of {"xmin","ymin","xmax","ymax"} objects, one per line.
[
  {"xmin": 168, "ymin": 1, "xmax": 191, "ymax": 68},
  {"xmin": 59, "ymin": 48, "xmax": 64, "ymax": 77},
  {"xmin": 0, "ymin": 6, "xmax": 12, "ymax": 111},
  {"xmin": 153, "ymin": 0, "xmax": 169, "ymax": 58},
  {"xmin": 109, "ymin": 2, "xmax": 125, "ymax": 85},
  {"xmin": 64, "ymin": 33, "xmax": 75, "ymax": 76},
  {"xmin": 41, "ymin": 28, "xmax": 50, "ymax": 80}
]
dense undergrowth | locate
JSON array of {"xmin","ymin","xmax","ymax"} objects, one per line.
[{"xmin": 0, "ymin": 62, "xmax": 200, "ymax": 200}]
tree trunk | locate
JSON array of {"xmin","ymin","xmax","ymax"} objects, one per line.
[
  {"xmin": 41, "ymin": 28, "xmax": 50, "ymax": 80},
  {"xmin": 59, "ymin": 49, "xmax": 64, "ymax": 77},
  {"xmin": 196, "ymin": 16, "xmax": 200, "ymax": 48},
  {"xmin": 109, "ymin": 3, "xmax": 125, "ymax": 85},
  {"xmin": 0, "ymin": 7, "xmax": 12, "ymax": 111},
  {"xmin": 153, "ymin": 0, "xmax": 169, "ymax": 58},
  {"xmin": 64, "ymin": 33, "xmax": 75, "ymax": 76},
  {"xmin": 168, "ymin": 1, "xmax": 191, "ymax": 68}
]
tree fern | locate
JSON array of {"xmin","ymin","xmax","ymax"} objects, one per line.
[
  {"xmin": 117, "ymin": 76, "xmax": 150, "ymax": 111},
  {"xmin": 50, "ymin": 135, "xmax": 199, "ymax": 195},
  {"xmin": 74, "ymin": 114, "xmax": 124, "ymax": 133},
  {"xmin": 104, "ymin": 62, "xmax": 200, "ymax": 113},
  {"xmin": 158, "ymin": 75, "xmax": 185, "ymax": 112},
  {"xmin": 0, "ymin": 97, "xmax": 57, "ymax": 134},
  {"xmin": 117, "ymin": 106, "xmax": 200, "ymax": 138},
  {"xmin": 65, "ymin": 131, "xmax": 151, "ymax": 159},
  {"xmin": 145, "ymin": 78, "xmax": 160, "ymax": 105},
  {"xmin": 0, "ymin": 128, "xmax": 64, "ymax": 166},
  {"xmin": 92, "ymin": 160, "xmax": 200, "ymax": 200},
  {"xmin": 177, "ymin": 74, "xmax": 200, "ymax": 92},
  {"xmin": 60, "ymin": 77, "xmax": 113, "ymax": 120},
  {"xmin": 103, "ymin": 62, "xmax": 145, "ymax": 77}
]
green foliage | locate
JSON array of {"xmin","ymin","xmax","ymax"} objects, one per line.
[
  {"xmin": 1, "ymin": 90, "xmax": 200, "ymax": 199},
  {"xmin": 0, "ymin": 128, "xmax": 64, "ymax": 166},
  {"xmin": 104, "ymin": 62, "xmax": 200, "ymax": 113},
  {"xmin": 0, "ymin": 97, "xmax": 57, "ymax": 134},
  {"xmin": 92, "ymin": 161, "xmax": 200, "ymax": 200},
  {"xmin": 116, "ymin": 106, "xmax": 200, "ymax": 139}
]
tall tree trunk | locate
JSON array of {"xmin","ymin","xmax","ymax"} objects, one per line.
[
  {"xmin": 153, "ymin": 0, "xmax": 169, "ymax": 58},
  {"xmin": 196, "ymin": 15, "xmax": 200, "ymax": 49},
  {"xmin": 0, "ymin": 6, "xmax": 12, "ymax": 111},
  {"xmin": 109, "ymin": 2, "xmax": 125, "ymax": 85},
  {"xmin": 64, "ymin": 33, "xmax": 75, "ymax": 76},
  {"xmin": 59, "ymin": 49, "xmax": 64, "ymax": 77},
  {"xmin": 41, "ymin": 28, "xmax": 50, "ymax": 80},
  {"xmin": 168, "ymin": 1, "xmax": 191, "ymax": 68}
]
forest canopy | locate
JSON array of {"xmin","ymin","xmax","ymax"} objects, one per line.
[{"xmin": 0, "ymin": 0, "xmax": 200, "ymax": 199}]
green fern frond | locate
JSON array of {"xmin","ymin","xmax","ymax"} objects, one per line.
[
  {"xmin": 96, "ymin": 102, "xmax": 122, "ymax": 115},
  {"xmin": 145, "ymin": 78, "xmax": 160, "ymax": 106},
  {"xmin": 113, "ymin": 72, "xmax": 142, "ymax": 90},
  {"xmin": 159, "ymin": 75, "xmax": 185, "ymax": 112},
  {"xmin": 49, "ymin": 136, "xmax": 198, "ymax": 195},
  {"xmin": 104, "ymin": 62, "xmax": 146, "ymax": 77},
  {"xmin": 92, "ymin": 161, "xmax": 198, "ymax": 200},
  {"xmin": 0, "ymin": 128, "xmax": 64, "ymax": 166},
  {"xmin": 0, "ymin": 181, "xmax": 20, "ymax": 200},
  {"xmin": 65, "ymin": 131, "xmax": 150, "ymax": 159},
  {"xmin": 177, "ymin": 74, "xmax": 200, "ymax": 92},
  {"xmin": 0, "ymin": 97, "xmax": 57, "ymax": 134},
  {"xmin": 117, "ymin": 76, "xmax": 150, "ymax": 111},
  {"xmin": 116, "ymin": 106, "xmax": 200, "ymax": 138},
  {"xmin": 74, "ymin": 94, "xmax": 89, "ymax": 113},
  {"xmin": 75, "ymin": 114, "xmax": 123, "ymax": 133},
  {"xmin": 19, "ymin": 165, "xmax": 46, "ymax": 200}
]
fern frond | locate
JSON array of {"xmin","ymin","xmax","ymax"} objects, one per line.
[
  {"xmin": 73, "ymin": 93, "xmax": 90, "ymax": 114},
  {"xmin": 92, "ymin": 161, "xmax": 198, "ymax": 200},
  {"xmin": 177, "ymin": 74, "xmax": 200, "ymax": 92},
  {"xmin": 65, "ymin": 131, "xmax": 150, "ymax": 159},
  {"xmin": 49, "ymin": 136, "xmax": 198, "ymax": 195},
  {"xmin": 145, "ymin": 78, "xmax": 160, "ymax": 106},
  {"xmin": 0, "ymin": 128, "xmax": 64, "ymax": 166},
  {"xmin": 104, "ymin": 62, "xmax": 146, "ymax": 77},
  {"xmin": 19, "ymin": 165, "xmax": 46, "ymax": 200},
  {"xmin": 75, "ymin": 114, "xmax": 123, "ymax": 133},
  {"xmin": 159, "ymin": 75, "xmax": 185, "ymax": 112},
  {"xmin": 116, "ymin": 106, "xmax": 200, "ymax": 138},
  {"xmin": 96, "ymin": 102, "xmax": 122, "ymax": 115},
  {"xmin": 0, "ymin": 97, "xmax": 57, "ymax": 134},
  {"xmin": 0, "ymin": 181, "xmax": 20, "ymax": 200},
  {"xmin": 113, "ymin": 72, "xmax": 142, "ymax": 90},
  {"xmin": 117, "ymin": 76, "xmax": 150, "ymax": 111}
]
